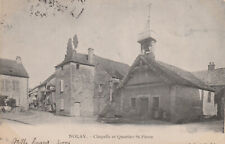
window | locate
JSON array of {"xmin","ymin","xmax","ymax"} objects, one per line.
[
  {"xmin": 153, "ymin": 97, "xmax": 159, "ymax": 109},
  {"xmin": 76, "ymin": 64, "xmax": 80, "ymax": 69},
  {"xmin": 208, "ymin": 92, "xmax": 211, "ymax": 103},
  {"xmin": 12, "ymin": 80, "xmax": 16, "ymax": 90},
  {"xmin": 98, "ymin": 84, "xmax": 103, "ymax": 93},
  {"xmin": 60, "ymin": 98, "xmax": 64, "ymax": 110},
  {"xmin": 0, "ymin": 80, "xmax": 4, "ymax": 90},
  {"xmin": 5, "ymin": 80, "xmax": 10, "ymax": 91},
  {"xmin": 131, "ymin": 98, "xmax": 136, "ymax": 108},
  {"xmin": 60, "ymin": 80, "xmax": 64, "ymax": 92},
  {"xmin": 12, "ymin": 80, "xmax": 19, "ymax": 91}
]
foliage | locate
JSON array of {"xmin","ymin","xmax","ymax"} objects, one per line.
[{"xmin": 27, "ymin": 0, "xmax": 86, "ymax": 19}]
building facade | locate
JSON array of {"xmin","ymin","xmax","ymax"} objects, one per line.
[
  {"xmin": 193, "ymin": 63, "xmax": 225, "ymax": 118},
  {"xmin": 0, "ymin": 57, "xmax": 29, "ymax": 110},
  {"xmin": 111, "ymin": 26, "xmax": 215, "ymax": 123},
  {"xmin": 30, "ymin": 73, "xmax": 56, "ymax": 111},
  {"xmin": 34, "ymin": 35, "xmax": 129, "ymax": 117}
]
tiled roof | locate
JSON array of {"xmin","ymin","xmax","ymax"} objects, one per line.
[
  {"xmin": 38, "ymin": 73, "xmax": 55, "ymax": 87},
  {"xmin": 56, "ymin": 53, "xmax": 130, "ymax": 80},
  {"xmin": 193, "ymin": 68, "xmax": 225, "ymax": 86},
  {"xmin": 94, "ymin": 55, "xmax": 129, "ymax": 80},
  {"xmin": 0, "ymin": 58, "xmax": 29, "ymax": 78},
  {"xmin": 121, "ymin": 54, "xmax": 214, "ymax": 91}
]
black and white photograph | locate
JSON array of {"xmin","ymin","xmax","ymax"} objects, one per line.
[{"xmin": 0, "ymin": 0, "xmax": 225, "ymax": 144}]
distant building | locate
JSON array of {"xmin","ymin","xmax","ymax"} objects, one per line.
[
  {"xmin": 0, "ymin": 57, "xmax": 29, "ymax": 110},
  {"xmin": 28, "ymin": 87, "xmax": 38, "ymax": 108},
  {"xmin": 193, "ymin": 63, "xmax": 225, "ymax": 119},
  {"xmin": 30, "ymin": 73, "xmax": 56, "ymax": 111}
]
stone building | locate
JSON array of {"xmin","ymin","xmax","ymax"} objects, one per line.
[
  {"xmin": 0, "ymin": 57, "xmax": 29, "ymax": 110},
  {"xmin": 193, "ymin": 63, "xmax": 225, "ymax": 119},
  {"xmin": 52, "ymin": 36, "xmax": 129, "ymax": 117},
  {"xmin": 111, "ymin": 22, "xmax": 215, "ymax": 123}
]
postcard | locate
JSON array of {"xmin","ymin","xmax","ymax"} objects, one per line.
[{"xmin": 0, "ymin": 0, "xmax": 225, "ymax": 144}]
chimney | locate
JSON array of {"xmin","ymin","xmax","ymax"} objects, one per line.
[
  {"xmin": 88, "ymin": 48, "xmax": 94, "ymax": 64},
  {"xmin": 208, "ymin": 62, "xmax": 215, "ymax": 71},
  {"xmin": 16, "ymin": 56, "xmax": 22, "ymax": 64}
]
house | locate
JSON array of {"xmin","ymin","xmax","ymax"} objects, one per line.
[
  {"xmin": 53, "ymin": 35, "xmax": 129, "ymax": 117},
  {"xmin": 193, "ymin": 63, "xmax": 225, "ymax": 119},
  {"xmin": 214, "ymin": 87, "xmax": 225, "ymax": 119},
  {"xmin": 0, "ymin": 57, "xmax": 29, "ymax": 110},
  {"xmin": 112, "ymin": 26, "xmax": 215, "ymax": 123},
  {"xmin": 28, "ymin": 87, "xmax": 38, "ymax": 109},
  {"xmin": 31, "ymin": 73, "xmax": 56, "ymax": 111}
]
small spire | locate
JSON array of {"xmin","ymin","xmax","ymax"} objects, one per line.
[{"xmin": 146, "ymin": 3, "xmax": 151, "ymax": 32}]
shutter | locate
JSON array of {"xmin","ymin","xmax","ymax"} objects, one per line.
[{"xmin": 60, "ymin": 80, "xmax": 64, "ymax": 92}]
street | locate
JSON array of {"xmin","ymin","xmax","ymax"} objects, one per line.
[
  {"xmin": 0, "ymin": 110, "xmax": 224, "ymax": 144},
  {"xmin": 0, "ymin": 110, "xmax": 223, "ymax": 132}
]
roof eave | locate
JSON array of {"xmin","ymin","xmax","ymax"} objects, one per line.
[
  {"xmin": 0, "ymin": 73, "xmax": 29, "ymax": 78},
  {"xmin": 55, "ymin": 60, "xmax": 95, "ymax": 68}
]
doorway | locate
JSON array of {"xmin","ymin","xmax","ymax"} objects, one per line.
[
  {"xmin": 139, "ymin": 97, "xmax": 149, "ymax": 116},
  {"xmin": 71, "ymin": 102, "xmax": 80, "ymax": 116},
  {"xmin": 152, "ymin": 96, "xmax": 160, "ymax": 119}
]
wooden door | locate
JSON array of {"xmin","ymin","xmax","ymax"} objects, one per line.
[
  {"xmin": 71, "ymin": 102, "xmax": 80, "ymax": 116},
  {"xmin": 139, "ymin": 98, "xmax": 149, "ymax": 116}
]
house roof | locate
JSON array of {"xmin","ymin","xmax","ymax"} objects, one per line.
[
  {"xmin": 38, "ymin": 73, "xmax": 55, "ymax": 88},
  {"xmin": 120, "ymin": 54, "xmax": 214, "ymax": 91},
  {"xmin": 94, "ymin": 55, "xmax": 129, "ymax": 79},
  {"xmin": 56, "ymin": 53, "xmax": 94, "ymax": 67},
  {"xmin": 0, "ymin": 58, "xmax": 29, "ymax": 78},
  {"xmin": 30, "ymin": 73, "xmax": 55, "ymax": 92},
  {"xmin": 56, "ymin": 53, "xmax": 130, "ymax": 80},
  {"xmin": 193, "ymin": 68, "xmax": 225, "ymax": 86}
]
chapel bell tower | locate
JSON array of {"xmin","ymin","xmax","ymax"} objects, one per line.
[{"xmin": 138, "ymin": 3, "xmax": 156, "ymax": 59}]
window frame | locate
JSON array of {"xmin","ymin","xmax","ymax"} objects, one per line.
[
  {"xmin": 76, "ymin": 64, "xmax": 80, "ymax": 69},
  {"xmin": 152, "ymin": 96, "xmax": 160, "ymax": 109},
  {"xmin": 131, "ymin": 98, "xmax": 136, "ymax": 108},
  {"xmin": 60, "ymin": 80, "xmax": 64, "ymax": 93}
]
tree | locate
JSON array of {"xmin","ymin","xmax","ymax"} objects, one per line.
[
  {"xmin": 65, "ymin": 38, "xmax": 73, "ymax": 60},
  {"xmin": 27, "ymin": 0, "xmax": 86, "ymax": 19},
  {"xmin": 73, "ymin": 34, "xmax": 78, "ymax": 49}
]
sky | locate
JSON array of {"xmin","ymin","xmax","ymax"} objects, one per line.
[{"xmin": 0, "ymin": 0, "xmax": 225, "ymax": 88}]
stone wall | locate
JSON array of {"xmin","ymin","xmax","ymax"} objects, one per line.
[
  {"xmin": 120, "ymin": 84, "xmax": 204, "ymax": 123},
  {"xmin": 55, "ymin": 62, "xmax": 95, "ymax": 117},
  {"xmin": 120, "ymin": 84, "xmax": 171, "ymax": 119},
  {"xmin": 70, "ymin": 63, "xmax": 95, "ymax": 117},
  {"xmin": 93, "ymin": 65, "xmax": 112, "ymax": 115},
  {"xmin": 55, "ymin": 63, "xmax": 73, "ymax": 116},
  {"xmin": 173, "ymin": 85, "xmax": 202, "ymax": 123}
]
